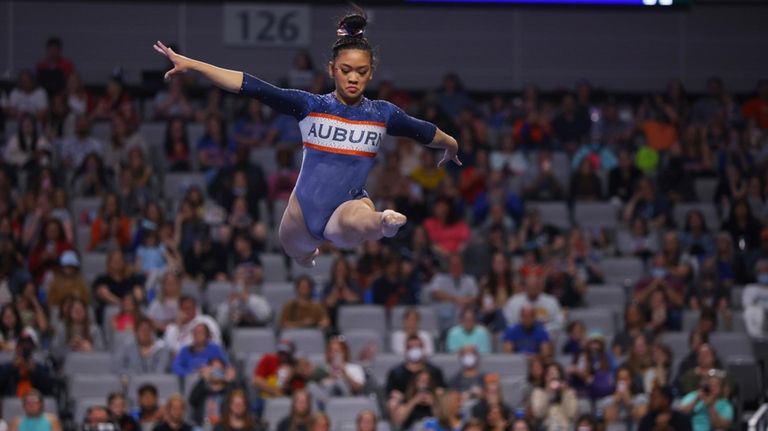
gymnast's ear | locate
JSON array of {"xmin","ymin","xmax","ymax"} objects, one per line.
[{"xmin": 327, "ymin": 60, "xmax": 334, "ymax": 79}]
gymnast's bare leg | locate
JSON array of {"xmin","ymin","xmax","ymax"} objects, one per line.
[
  {"xmin": 323, "ymin": 198, "xmax": 406, "ymax": 249},
  {"xmin": 278, "ymin": 191, "xmax": 322, "ymax": 267}
]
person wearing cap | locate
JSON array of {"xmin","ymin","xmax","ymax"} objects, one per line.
[
  {"xmin": 252, "ymin": 338, "xmax": 304, "ymax": 399},
  {"xmin": 503, "ymin": 267, "xmax": 564, "ymax": 333},
  {"xmin": 0, "ymin": 329, "xmax": 54, "ymax": 396},
  {"xmin": 46, "ymin": 250, "xmax": 89, "ymax": 308},
  {"xmin": 7, "ymin": 389, "xmax": 62, "ymax": 431}
]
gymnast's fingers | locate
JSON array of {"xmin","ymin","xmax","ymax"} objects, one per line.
[{"xmin": 153, "ymin": 44, "xmax": 166, "ymax": 56}]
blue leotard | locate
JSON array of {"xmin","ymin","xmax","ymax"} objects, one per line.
[{"xmin": 240, "ymin": 73, "xmax": 437, "ymax": 240}]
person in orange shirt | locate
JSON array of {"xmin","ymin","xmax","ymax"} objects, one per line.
[
  {"xmin": 637, "ymin": 96, "xmax": 679, "ymax": 152},
  {"xmin": 89, "ymin": 193, "xmax": 132, "ymax": 251},
  {"xmin": 742, "ymin": 80, "xmax": 768, "ymax": 129}
]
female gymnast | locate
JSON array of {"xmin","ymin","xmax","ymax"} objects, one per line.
[{"xmin": 153, "ymin": 12, "xmax": 461, "ymax": 267}]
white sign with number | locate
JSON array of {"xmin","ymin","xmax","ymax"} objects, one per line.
[{"xmin": 223, "ymin": 3, "xmax": 310, "ymax": 47}]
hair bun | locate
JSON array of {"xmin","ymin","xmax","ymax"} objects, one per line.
[{"xmin": 336, "ymin": 14, "xmax": 367, "ymax": 38}]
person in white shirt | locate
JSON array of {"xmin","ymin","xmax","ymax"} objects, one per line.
[
  {"xmin": 504, "ymin": 266, "xmax": 564, "ymax": 333},
  {"xmin": 427, "ymin": 254, "xmax": 479, "ymax": 332},
  {"xmin": 3, "ymin": 113, "xmax": 51, "ymax": 170},
  {"xmin": 163, "ymin": 295, "xmax": 221, "ymax": 353},
  {"xmin": 743, "ymin": 259, "xmax": 768, "ymax": 337},
  {"xmin": 391, "ymin": 307, "xmax": 435, "ymax": 357},
  {"xmin": 4, "ymin": 70, "xmax": 48, "ymax": 121},
  {"xmin": 58, "ymin": 115, "xmax": 104, "ymax": 169}
]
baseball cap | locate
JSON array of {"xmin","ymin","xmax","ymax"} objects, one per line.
[
  {"xmin": 60, "ymin": 250, "xmax": 80, "ymax": 267},
  {"xmin": 277, "ymin": 339, "xmax": 295, "ymax": 355}
]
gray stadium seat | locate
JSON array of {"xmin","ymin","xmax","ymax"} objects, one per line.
[
  {"xmin": 91, "ymin": 121, "xmax": 111, "ymax": 141},
  {"xmin": 726, "ymin": 356, "xmax": 764, "ymax": 407},
  {"xmin": 204, "ymin": 281, "xmax": 236, "ymax": 310},
  {"xmin": 128, "ymin": 374, "xmax": 181, "ymax": 404},
  {"xmin": 371, "ymin": 353, "xmax": 403, "ymax": 385},
  {"xmin": 574, "ymin": 202, "xmax": 619, "ymax": 230},
  {"xmin": 431, "ymin": 354, "xmax": 461, "ymax": 380},
  {"xmin": 682, "ymin": 309, "xmax": 700, "ymax": 332},
  {"xmin": 163, "ymin": 173, "xmax": 206, "ymax": 200},
  {"xmin": 2, "ymin": 396, "xmax": 57, "ymax": 421},
  {"xmin": 69, "ymin": 373, "xmax": 123, "ymax": 399},
  {"xmin": 262, "ymin": 397, "xmax": 291, "ymax": 431},
  {"xmin": 291, "ymin": 253, "xmax": 335, "ymax": 284},
  {"xmin": 261, "ymin": 254, "xmax": 289, "ymax": 282},
  {"xmin": 710, "ymin": 332, "xmax": 753, "ymax": 359},
  {"xmin": 326, "ymin": 397, "xmax": 378, "ymax": 428},
  {"xmin": 584, "ymin": 285, "xmax": 626, "ymax": 309},
  {"xmin": 139, "ymin": 122, "xmax": 167, "ymax": 147},
  {"xmin": 76, "ymin": 225, "xmax": 91, "ymax": 254},
  {"xmin": 231, "ymin": 328, "xmax": 276, "ymax": 360},
  {"xmin": 599, "ymin": 257, "xmax": 644, "ymax": 285},
  {"xmin": 81, "ymin": 252, "xmax": 107, "ymax": 284},
  {"xmin": 673, "ymin": 203, "xmax": 719, "ymax": 231},
  {"xmin": 659, "ymin": 332, "xmax": 690, "ymax": 365},
  {"xmin": 342, "ymin": 329, "xmax": 385, "ymax": 360},
  {"xmin": 527, "ymin": 202, "xmax": 571, "ymax": 230},
  {"xmin": 243, "ymin": 353, "xmax": 264, "ymax": 380},
  {"xmin": 338, "ymin": 305, "xmax": 387, "ymax": 334},
  {"xmin": 251, "ymin": 147, "xmax": 278, "ymax": 176},
  {"xmin": 63, "ymin": 351, "xmax": 113, "ymax": 376},
  {"xmin": 181, "ymin": 279, "xmax": 203, "ymax": 303},
  {"xmin": 567, "ymin": 309, "xmax": 615, "ymax": 334},
  {"xmin": 390, "ymin": 306, "xmax": 439, "ymax": 335},
  {"xmin": 279, "ymin": 329, "xmax": 326, "ymax": 355},
  {"xmin": 500, "ymin": 377, "xmax": 527, "ymax": 406},
  {"xmin": 271, "ymin": 200, "xmax": 289, "ymax": 229},
  {"xmin": 263, "ymin": 282, "xmax": 295, "ymax": 325},
  {"xmin": 480, "ymin": 354, "xmax": 527, "ymax": 379},
  {"xmin": 694, "ymin": 178, "xmax": 718, "ymax": 204}
]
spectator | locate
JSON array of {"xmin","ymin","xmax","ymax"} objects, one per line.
[
  {"xmin": 638, "ymin": 386, "xmax": 694, "ymax": 431},
  {"xmin": 568, "ymin": 332, "xmax": 616, "ymax": 401},
  {"xmin": 164, "ymin": 118, "xmax": 192, "ymax": 171},
  {"xmin": 424, "ymin": 197, "xmax": 471, "ymax": 256},
  {"xmin": 386, "ymin": 335, "xmax": 446, "ymax": 400},
  {"xmin": 213, "ymin": 389, "xmax": 262, "ymax": 431},
  {"xmin": 46, "ymin": 250, "xmax": 89, "ymax": 308},
  {"xmin": 470, "ymin": 375, "xmax": 512, "ymax": 425},
  {"xmin": 622, "ymin": 178, "xmax": 671, "ymax": 228},
  {"xmin": 111, "ymin": 290, "xmax": 142, "ymax": 335},
  {"xmin": 446, "ymin": 307, "xmax": 491, "ymax": 354},
  {"xmin": 742, "ymin": 79, "xmax": 768, "ymax": 129},
  {"xmin": 252, "ymin": 339, "xmax": 304, "ymax": 398},
  {"xmin": 3, "ymin": 113, "xmax": 51, "ymax": 173},
  {"xmin": 598, "ymin": 365, "xmax": 648, "ymax": 427},
  {"xmin": 490, "ymin": 134, "xmax": 528, "ymax": 176},
  {"xmin": 502, "ymin": 305, "xmax": 552, "ymax": 356},
  {"xmin": 27, "ymin": 217, "xmax": 73, "ymax": 284},
  {"xmin": 391, "ymin": 307, "xmax": 435, "ymax": 357},
  {"xmin": 279, "ymin": 275, "xmax": 330, "ymax": 331},
  {"xmin": 114, "ymin": 316, "xmax": 171, "ymax": 374},
  {"xmin": 645, "ymin": 342, "xmax": 673, "ymax": 393},
  {"xmin": 88, "ymin": 193, "xmax": 132, "ymax": 252},
  {"xmin": 553, "ymin": 93, "xmax": 591, "ymax": 150},
  {"xmin": 608, "ymin": 149, "xmax": 643, "ymax": 203},
  {"xmin": 503, "ymin": 267, "xmax": 564, "ymax": 333},
  {"xmin": 267, "ymin": 149, "xmax": 299, "ymax": 202},
  {"xmin": 321, "ymin": 256, "xmax": 362, "ymax": 330},
  {"xmin": 721, "ymin": 198, "xmax": 763, "ymax": 252},
  {"xmin": 59, "ymin": 115, "xmax": 105, "ymax": 169},
  {"xmin": 308, "ymin": 414, "xmax": 330, "ymax": 431},
  {"xmin": 65, "ymin": 72, "xmax": 94, "ymax": 116},
  {"xmin": 437, "ymin": 73, "xmax": 472, "ymax": 119},
  {"xmin": 103, "ymin": 114, "xmax": 146, "ymax": 173},
  {"xmin": 215, "ymin": 276, "xmax": 271, "ymax": 331},
  {"xmin": 447, "ymin": 345, "xmax": 485, "ymax": 400},
  {"xmin": 423, "ymin": 390, "xmax": 464, "ymax": 431},
  {"xmin": 7, "ymin": 389, "xmax": 62, "ymax": 431},
  {"xmin": 51, "ymin": 297, "xmax": 104, "ymax": 359},
  {"xmin": 108, "ymin": 392, "xmax": 140, "ymax": 431},
  {"xmin": 354, "ymin": 410, "xmax": 378, "ymax": 431},
  {"xmin": 147, "ymin": 272, "xmax": 182, "ymax": 331},
  {"xmin": 92, "ymin": 75, "xmax": 132, "ymax": 121},
  {"xmin": 153, "ymin": 395, "xmax": 195, "ymax": 431},
  {"xmin": 188, "ymin": 357, "xmax": 244, "ymax": 426},
  {"xmin": 197, "ymin": 115, "xmax": 236, "ymax": 179},
  {"xmin": 370, "ymin": 257, "xmax": 420, "ymax": 309},
  {"xmin": 522, "ymin": 152, "xmax": 565, "ymax": 200},
  {"xmin": 680, "ymin": 209, "xmax": 715, "ymax": 258},
  {"xmin": 410, "ymin": 150, "xmax": 446, "ymax": 195},
  {"xmin": 0, "ymin": 305, "xmax": 25, "ymax": 352},
  {"xmin": 92, "ymin": 249, "xmax": 144, "ymax": 325},
  {"xmin": 163, "ymin": 295, "xmax": 222, "ymax": 354},
  {"xmin": 569, "ymin": 158, "xmax": 603, "ymax": 202},
  {"xmin": 11, "ymin": 284, "xmax": 49, "ymax": 336},
  {"xmin": 388, "ymin": 369, "xmax": 440, "ymax": 431},
  {"xmin": 0, "ymin": 329, "xmax": 54, "ymax": 396},
  {"xmin": 131, "ymin": 384, "xmax": 162, "ymax": 425},
  {"xmin": 4, "ymin": 70, "xmax": 48, "ymax": 121},
  {"xmin": 233, "ymin": 99, "xmax": 271, "ymax": 147},
  {"xmin": 182, "ymin": 227, "xmax": 228, "ymax": 282},
  {"xmin": 71, "ymin": 152, "xmax": 111, "ymax": 198},
  {"xmin": 677, "ymin": 370, "xmax": 733, "ymax": 431},
  {"xmin": 427, "ymin": 254, "xmax": 478, "ymax": 332},
  {"xmin": 677, "ymin": 343, "xmax": 724, "ymax": 395},
  {"xmin": 531, "ymin": 363, "xmax": 578, "ymax": 431},
  {"xmin": 319, "ymin": 336, "xmax": 366, "ymax": 397},
  {"xmin": 477, "ymin": 251, "xmax": 516, "ymax": 334},
  {"xmin": 562, "ymin": 320, "xmax": 586, "ymax": 357},
  {"xmin": 36, "ymin": 36, "xmax": 75, "ymax": 81},
  {"xmin": 195, "ymin": 87, "xmax": 226, "ymax": 123},
  {"xmin": 153, "ymin": 77, "xmax": 194, "ymax": 121},
  {"xmin": 276, "ymin": 389, "xmax": 313, "ymax": 431},
  {"xmin": 743, "ymin": 259, "xmax": 768, "ymax": 337}
]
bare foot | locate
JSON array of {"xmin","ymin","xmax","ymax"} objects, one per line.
[
  {"xmin": 381, "ymin": 209, "xmax": 407, "ymax": 238},
  {"xmin": 295, "ymin": 248, "xmax": 319, "ymax": 268}
]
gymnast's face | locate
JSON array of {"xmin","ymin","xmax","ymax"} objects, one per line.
[{"xmin": 329, "ymin": 49, "xmax": 373, "ymax": 104}]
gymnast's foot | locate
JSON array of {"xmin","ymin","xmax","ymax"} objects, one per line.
[
  {"xmin": 295, "ymin": 248, "xmax": 319, "ymax": 268},
  {"xmin": 381, "ymin": 209, "xmax": 407, "ymax": 238}
]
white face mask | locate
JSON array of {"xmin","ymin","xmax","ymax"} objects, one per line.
[
  {"xmin": 461, "ymin": 353, "xmax": 478, "ymax": 369},
  {"xmin": 406, "ymin": 347, "xmax": 424, "ymax": 363}
]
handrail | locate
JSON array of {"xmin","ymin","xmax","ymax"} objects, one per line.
[{"xmin": 748, "ymin": 403, "xmax": 768, "ymax": 431}]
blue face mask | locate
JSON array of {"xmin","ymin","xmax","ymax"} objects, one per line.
[
  {"xmin": 651, "ymin": 268, "xmax": 667, "ymax": 279},
  {"xmin": 758, "ymin": 274, "xmax": 768, "ymax": 285}
]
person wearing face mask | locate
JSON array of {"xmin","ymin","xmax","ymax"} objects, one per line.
[
  {"xmin": 447, "ymin": 345, "xmax": 485, "ymax": 401},
  {"xmin": 446, "ymin": 307, "xmax": 491, "ymax": 354},
  {"xmin": 743, "ymin": 259, "xmax": 768, "ymax": 337}
]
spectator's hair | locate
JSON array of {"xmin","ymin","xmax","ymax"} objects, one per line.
[
  {"xmin": 575, "ymin": 413, "xmax": 598, "ymax": 429},
  {"xmin": 293, "ymin": 274, "xmax": 315, "ymax": 292},
  {"xmin": 163, "ymin": 394, "xmax": 186, "ymax": 413},
  {"xmin": 193, "ymin": 322, "xmax": 211, "ymax": 338},
  {"xmin": 332, "ymin": 8, "xmax": 373, "ymax": 66},
  {"xmin": 462, "ymin": 418, "xmax": 485, "ymax": 430},
  {"xmin": 356, "ymin": 409, "xmax": 377, "ymax": 427},
  {"xmin": 179, "ymin": 294, "xmax": 197, "ymax": 307},
  {"xmin": 403, "ymin": 307, "xmax": 421, "ymax": 321},
  {"xmin": 289, "ymin": 389, "xmax": 313, "ymax": 418},
  {"xmin": 615, "ymin": 365, "xmax": 642, "ymax": 395},
  {"xmin": 325, "ymin": 335, "xmax": 351, "ymax": 363},
  {"xmin": 23, "ymin": 389, "xmax": 43, "ymax": 403},
  {"xmin": 163, "ymin": 117, "xmax": 190, "ymax": 159},
  {"xmin": 459, "ymin": 306, "xmax": 476, "ymax": 321},
  {"xmin": 220, "ymin": 389, "xmax": 257, "ymax": 430},
  {"xmin": 433, "ymin": 195, "xmax": 460, "ymax": 225},
  {"xmin": 405, "ymin": 333, "xmax": 424, "ymax": 346},
  {"xmin": 653, "ymin": 342, "xmax": 673, "ymax": 367},
  {"xmin": 309, "ymin": 412, "xmax": 331, "ymax": 429},
  {"xmin": 566, "ymin": 320, "xmax": 584, "ymax": 335},
  {"xmin": 699, "ymin": 306, "xmax": 718, "ymax": 328},
  {"xmin": 436, "ymin": 390, "xmax": 462, "ymax": 428},
  {"xmin": 46, "ymin": 36, "xmax": 62, "ymax": 48},
  {"xmin": 84, "ymin": 405, "xmax": 114, "ymax": 425},
  {"xmin": 690, "ymin": 329, "xmax": 709, "ymax": 345},
  {"xmin": 106, "ymin": 392, "xmax": 125, "ymax": 404},
  {"xmin": 684, "ymin": 209, "xmax": 710, "ymax": 233},
  {"xmin": 138, "ymin": 383, "xmax": 158, "ymax": 397},
  {"xmin": 0, "ymin": 303, "xmax": 23, "ymax": 340},
  {"xmin": 16, "ymin": 113, "xmax": 40, "ymax": 154},
  {"xmin": 328, "ymin": 256, "xmax": 353, "ymax": 287}
]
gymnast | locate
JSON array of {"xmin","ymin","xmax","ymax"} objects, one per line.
[{"xmin": 153, "ymin": 11, "xmax": 461, "ymax": 267}]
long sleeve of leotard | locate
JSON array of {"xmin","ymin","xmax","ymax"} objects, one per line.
[
  {"xmin": 386, "ymin": 104, "xmax": 437, "ymax": 146},
  {"xmin": 239, "ymin": 73, "xmax": 311, "ymax": 119}
]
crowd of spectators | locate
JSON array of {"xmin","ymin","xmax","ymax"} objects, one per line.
[{"xmin": 0, "ymin": 36, "xmax": 767, "ymax": 431}]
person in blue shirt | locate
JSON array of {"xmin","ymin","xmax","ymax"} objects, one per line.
[
  {"xmin": 502, "ymin": 306, "xmax": 552, "ymax": 356},
  {"xmin": 445, "ymin": 307, "xmax": 492, "ymax": 354},
  {"xmin": 677, "ymin": 371, "xmax": 733, "ymax": 431},
  {"xmin": 171, "ymin": 323, "xmax": 228, "ymax": 377},
  {"xmin": 153, "ymin": 9, "xmax": 460, "ymax": 268}
]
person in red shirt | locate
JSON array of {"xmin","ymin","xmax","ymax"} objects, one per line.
[
  {"xmin": 742, "ymin": 80, "xmax": 768, "ymax": 129},
  {"xmin": 27, "ymin": 218, "xmax": 74, "ymax": 284},
  {"xmin": 35, "ymin": 37, "xmax": 76, "ymax": 95},
  {"xmin": 252, "ymin": 339, "xmax": 305, "ymax": 399},
  {"xmin": 424, "ymin": 196, "xmax": 470, "ymax": 257}
]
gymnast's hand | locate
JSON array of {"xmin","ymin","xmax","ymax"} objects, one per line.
[{"xmin": 153, "ymin": 40, "xmax": 191, "ymax": 81}]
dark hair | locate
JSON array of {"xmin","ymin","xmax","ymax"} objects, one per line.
[
  {"xmin": 46, "ymin": 36, "xmax": 62, "ymax": 48},
  {"xmin": 332, "ymin": 11, "xmax": 373, "ymax": 66},
  {"xmin": 138, "ymin": 384, "xmax": 158, "ymax": 396},
  {"xmin": 16, "ymin": 113, "xmax": 40, "ymax": 154},
  {"xmin": 163, "ymin": 117, "xmax": 189, "ymax": 159},
  {"xmin": 107, "ymin": 392, "xmax": 125, "ymax": 404},
  {"xmin": 0, "ymin": 303, "xmax": 23, "ymax": 340}
]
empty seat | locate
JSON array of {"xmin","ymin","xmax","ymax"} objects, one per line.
[
  {"xmin": 261, "ymin": 254, "xmax": 288, "ymax": 282},
  {"xmin": 599, "ymin": 257, "xmax": 644, "ymax": 285},
  {"xmin": 726, "ymin": 356, "xmax": 763, "ymax": 407},
  {"xmin": 567, "ymin": 309, "xmax": 615, "ymax": 335},
  {"xmin": 527, "ymin": 202, "xmax": 571, "ymax": 230},
  {"xmin": 371, "ymin": 353, "xmax": 403, "ymax": 385},
  {"xmin": 139, "ymin": 122, "xmax": 167, "ymax": 146},
  {"xmin": 243, "ymin": 353, "xmax": 264, "ymax": 380},
  {"xmin": 343, "ymin": 329, "xmax": 384, "ymax": 360},
  {"xmin": 338, "ymin": 305, "xmax": 387, "ymax": 334},
  {"xmin": 673, "ymin": 203, "xmax": 719, "ymax": 231},
  {"xmin": 76, "ymin": 225, "xmax": 91, "ymax": 254},
  {"xmin": 574, "ymin": 202, "xmax": 618, "ymax": 230},
  {"xmin": 81, "ymin": 253, "xmax": 107, "ymax": 284},
  {"xmin": 163, "ymin": 173, "xmax": 206, "ymax": 200},
  {"xmin": 263, "ymin": 283, "xmax": 296, "ymax": 324},
  {"xmin": 431, "ymin": 354, "xmax": 461, "ymax": 380},
  {"xmin": 500, "ymin": 377, "xmax": 527, "ymax": 406},
  {"xmin": 279, "ymin": 329, "xmax": 326, "ymax": 355},
  {"xmin": 2, "ymin": 396, "xmax": 57, "ymax": 421},
  {"xmin": 262, "ymin": 397, "xmax": 291, "ymax": 430},
  {"xmin": 231, "ymin": 328, "xmax": 276, "ymax": 360},
  {"xmin": 682, "ymin": 309, "xmax": 701, "ymax": 332},
  {"xmin": 658, "ymin": 332, "xmax": 690, "ymax": 365},
  {"xmin": 694, "ymin": 178, "xmax": 718, "ymax": 204},
  {"xmin": 390, "ymin": 306, "xmax": 439, "ymax": 334},
  {"xmin": 709, "ymin": 332, "xmax": 753, "ymax": 358},
  {"xmin": 291, "ymin": 253, "xmax": 335, "ymax": 284},
  {"xmin": 181, "ymin": 279, "xmax": 203, "ymax": 303},
  {"xmin": 63, "ymin": 352, "xmax": 113, "ymax": 376},
  {"xmin": 584, "ymin": 286, "xmax": 626, "ymax": 309},
  {"xmin": 326, "ymin": 397, "xmax": 378, "ymax": 427},
  {"xmin": 480, "ymin": 354, "xmax": 527, "ymax": 378},
  {"xmin": 205, "ymin": 281, "xmax": 236, "ymax": 310},
  {"xmin": 128, "ymin": 374, "xmax": 181, "ymax": 403},
  {"xmin": 69, "ymin": 374, "xmax": 123, "ymax": 399},
  {"xmin": 251, "ymin": 147, "xmax": 278, "ymax": 176}
]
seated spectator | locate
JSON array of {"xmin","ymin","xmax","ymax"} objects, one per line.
[
  {"xmin": 0, "ymin": 305, "xmax": 25, "ymax": 352},
  {"xmin": 598, "ymin": 365, "xmax": 648, "ymax": 427},
  {"xmin": 424, "ymin": 197, "xmax": 470, "ymax": 257},
  {"xmin": 164, "ymin": 118, "xmax": 192, "ymax": 171},
  {"xmin": 503, "ymin": 267, "xmax": 565, "ymax": 333},
  {"xmin": 659, "ymin": 231, "xmax": 695, "ymax": 282},
  {"xmin": 567, "ymin": 332, "xmax": 616, "ymax": 400},
  {"xmin": 612, "ymin": 303, "xmax": 653, "ymax": 357},
  {"xmin": 677, "ymin": 343, "xmax": 726, "ymax": 396},
  {"xmin": 51, "ymin": 297, "xmax": 104, "ymax": 360},
  {"xmin": 617, "ymin": 217, "xmax": 658, "ymax": 259},
  {"xmin": 388, "ymin": 369, "xmax": 440, "ymax": 431},
  {"xmin": 502, "ymin": 305, "xmax": 552, "ymax": 356},
  {"xmin": 71, "ymin": 152, "xmax": 112, "ymax": 198},
  {"xmin": 197, "ymin": 115, "xmax": 236, "ymax": 179},
  {"xmin": 308, "ymin": 413, "xmax": 330, "ymax": 431},
  {"xmin": 315, "ymin": 336, "xmax": 366, "ymax": 398},
  {"xmin": 7, "ymin": 389, "xmax": 61, "ymax": 431},
  {"xmin": 276, "ymin": 389, "xmax": 313, "ymax": 431},
  {"xmin": 0, "ymin": 329, "xmax": 54, "ymax": 396},
  {"xmin": 447, "ymin": 345, "xmax": 485, "ymax": 401},
  {"xmin": 410, "ymin": 150, "xmax": 446, "ymax": 194},
  {"xmin": 722, "ymin": 198, "xmax": 764, "ymax": 254},
  {"xmin": 386, "ymin": 335, "xmax": 446, "ymax": 405},
  {"xmin": 370, "ymin": 257, "xmax": 420, "ymax": 310},
  {"xmin": 213, "ymin": 389, "xmax": 263, "ymax": 431},
  {"xmin": 470, "ymin": 375, "xmax": 512, "ymax": 424},
  {"xmin": 638, "ymin": 385, "xmax": 692, "ymax": 431},
  {"xmin": 153, "ymin": 77, "xmax": 193, "ymax": 121},
  {"xmin": 92, "ymin": 249, "xmax": 145, "ymax": 326},
  {"xmin": 108, "ymin": 392, "xmax": 140, "ymax": 431},
  {"xmin": 608, "ymin": 149, "xmax": 643, "ymax": 203},
  {"xmin": 152, "ymin": 395, "xmax": 195, "ymax": 431},
  {"xmin": 46, "ymin": 250, "xmax": 89, "ymax": 308},
  {"xmin": 680, "ymin": 209, "xmax": 715, "ymax": 259},
  {"xmin": 622, "ymin": 178, "xmax": 671, "ymax": 229},
  {"xmin": 428, "ymin": 254, "xmax": 478, "ymax": 332},
  {"xmin": 163, "ymin": 296, "xmax": 222, "ymax": 354},
  {"xmin": 147, "ymin": 272, "xmax": 182, "ymax": 332},
  {"xmin": 446, "ymin": 307, "xmax": 491, "ymax": 354},
  {"xmin": 91, "ymin": 75, "xmax": 132, "ymax": 121},
  {"xmin": 561, "ymin": 320, "xmax": 586, "ymax": 357},
  {"xmin": 216, "ymin": 278, "xmax": 271, "ymax": 331},
  {"xmin": 477, "ymin": 251, "xmax": 516, "ymax": 334},
  {"xmin": 569, "ymin": 158, "xmax": 603, "ymax": 202},
  {"xmin": 645, "ymin": 342, "xmax": 673, "ymax": 393},
  {"xmin": 195, "ymin": 87, "xmax": 226, "ymax": 123},
  {"xmin": 531, "ymin": 363, "xmax": 578, "ymax": 431},
  {"xmin": 182, "ymin": 228, "xmax": 228, "ymax": 282},
  {"xmin": 622, "ymin": 333, "xmax": 653, "ymax": 384},
  {"xmin": 27, "ymin": 218, "xmax": 74, "ymax": 285},
  {"xmin": 252, "ymin": 339, "xmax": 305, "ymax": 399},
  {"xmin": 228, "ymin": 232, "xmax": 263, "ymax": 287},
  {"xmin": 522, "ymin": 152, "xmax": 565, "ymax": 201},
  {"xmin": 59, "ymin": 115, "xmax": 104, "ymax": 170},
  {"xmin": 4, "ymin": 70, "xmax": 48, "ymax": 121},
  {"xmin": 267, "ymin": 149, "xmax": 299, "ymax": 202},
  {"xmin": 423, "ymin": 390, "xmax": 464, "ymax": 430},
  {"xmin": 111, "ymin": 293, "xmax": 142, "ymax": 335},
  {"xmin": 391, "ymin": 307, "xmax": 435, "ymax": 357},
  {"xmin": 88, "ymin": 193, "xmax": 132, "ymax": 252},
  {"xmin": 321, "ymin": 256, "xmax": 361, "ymax": 330},
  {"xmin": 677, "ymin": 370, "xmax": 733, "ymax": 431},
  {"xmin": 11, "ymin": 284, "xmax": 49, "ymax": 336},
  {"xmin": 3, "ymin": 113, "xmax": 51, "ymax": 173},
  {"xmin": 131, "ymin": 384, "xmax": 162, "ymax": 425},
  {"xmin": 114, "ymin": 317, "xmax": 171, "ymax": 374},
  {"xmin": 189, "ymin": 357, "xmax": 244, "ymax": 426},
  {"xmin": 354, "ymin": 410, "xmax": 378, "ymax": 431},
  {"xmin": 279, "ymin": 275, "xmax": 330, "ymax": 331},
  {"xmin": 743, "ymin": 259, "xmax": 768, "ymax": 337},
  {"xmin": 233, "ymin": 99, "xmax": 271, "ymax": 147}
]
